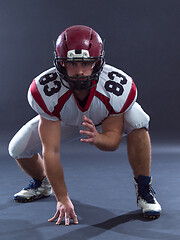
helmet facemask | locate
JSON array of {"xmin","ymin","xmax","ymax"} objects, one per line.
[{"xmin": 54, "ymin": 50, "xmax": 105, "ymax": 91}]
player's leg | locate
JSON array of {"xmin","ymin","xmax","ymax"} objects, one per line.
[
  {"xmin": 8, "ymin": 116, "xmax": 81, "ymax": 202},
  {"xmin": 8, "ymin": 115, "xmax": 51, "ymax": 202},
  {"xmin": 124, "ymin": 102, "xmax": 151, "ymax": 178},
  {"xmin": 9, "ymin": 115, "xmax": 45, "ymax": 179},
  {"xmin": 127, "ymin": 129, "xmax": 151, "ymax": 179},
  {"xmin": 124, "ymin": 102, "xmax": 161, "ymax": 218},
  {"xmin": 16, "ymin": 153, "xmax": 45, "ymax": 180}
]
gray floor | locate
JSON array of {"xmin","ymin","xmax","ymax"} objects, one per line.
[{"xmin": 0, "ymin": 134, "xmax": 180, "ymax": 240}]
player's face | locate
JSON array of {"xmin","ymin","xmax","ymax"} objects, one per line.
[{"xmin": 65, "ymin": 61, "xmax": 95, "ymax": 79}]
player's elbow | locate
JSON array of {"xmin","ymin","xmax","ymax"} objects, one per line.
[
  {"xmin": 110, "ymin": 133, "xmax": 122, "ymax": 151},
  {"xmin": 107, "ymin": 137, "xmax": 122, "ymax": 151},
  {"xmin": 110, "ymin": 142, "xmax": 121, "ymax": 151}
]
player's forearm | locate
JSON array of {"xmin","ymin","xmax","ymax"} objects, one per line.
[
  {"xmin": 43, "ymin": 151, "xmax": 68, "ymax": 201},
  {"xmin": 94, "ymin": 131, "xmax": 121, "ymax": 151}
]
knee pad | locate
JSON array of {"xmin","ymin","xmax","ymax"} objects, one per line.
[
  {"xmin": 123, "ymin": 102, "xmax": 150, "ymax": 135},
  {"xmin": 8, "ymin": 116, "xmax": 41, "ymax": 159}
]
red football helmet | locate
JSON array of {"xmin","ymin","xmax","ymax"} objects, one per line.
[{"xmin": 54, "ymin": 25, "xmax": 105, "ymax": 90}]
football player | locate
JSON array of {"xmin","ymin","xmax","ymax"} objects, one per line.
[{"xmin": 8, "ymin": 25, "xmax": 161, "ymax": 226}]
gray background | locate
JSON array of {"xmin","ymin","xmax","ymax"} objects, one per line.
[
  {"xmin": 0, "ymin": 2, "xmax": 180, "ymax": 239},
  {"xmin": 0, "ymin": 0, "xmax": 179, "ymax": 142}
]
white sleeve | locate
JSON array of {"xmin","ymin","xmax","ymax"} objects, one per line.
[
  {"xmin": 27, "ymin": 68, "xmax": 62, "ymax": 122},
  {"xmin": 27, "ymin": 88, "xmax": 59, "ymax": 121}
]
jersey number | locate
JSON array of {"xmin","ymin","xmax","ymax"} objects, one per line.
[
  {"xmin": 40, "ymin": 73, "xmax": 61, "ymax": 96},
  {"xmin": 105, "ymin": 71, "xmax": 127, "ymax": 96}
]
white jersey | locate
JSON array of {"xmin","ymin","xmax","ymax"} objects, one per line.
[{"xmin": 28, "ymin": 64, "xmax": 137, "ymax": 127}]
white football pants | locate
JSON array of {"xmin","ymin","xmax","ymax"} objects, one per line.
[{"xmin": 8, "ymin": 102, "xmax": 150, "ymax": 159}]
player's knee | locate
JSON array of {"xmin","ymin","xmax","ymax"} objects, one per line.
[
  {"xmin": 8, "ymin": 126, "xmax": 33, "ymax": 159},
  {"xmin": 129, "ymin": 114, "xmax": 150, "ymax": 130},
  {"xmin": 8, "ymin": 137, "xmax": 22, "ymax": 159},
  {"xmin": 8, "ymin": 116, "xmax": 40, "ymax": 159},
  {"xmin": 128, "ymin": 127, "xmax": 149, "ymax": 139},
  {"xmin": 124, "ymin": 103, "xmax": 150, "ymax": 135}
]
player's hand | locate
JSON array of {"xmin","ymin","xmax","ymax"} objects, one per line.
[
  {"xmin": 48, "ymin": 196, "xmax": 78, "ymax": 226},
  {"xmin": 80, "ymin": 115, "xmax": 99, "ymax": 145}
]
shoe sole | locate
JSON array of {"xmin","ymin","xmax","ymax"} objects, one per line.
[
  {"xmin": 14, "ymin": 194, "xmax": 51, "ymax": 203},
  {"xmin": 143, "ymin": 211, "xmax": 160, "ymax": 219}
]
